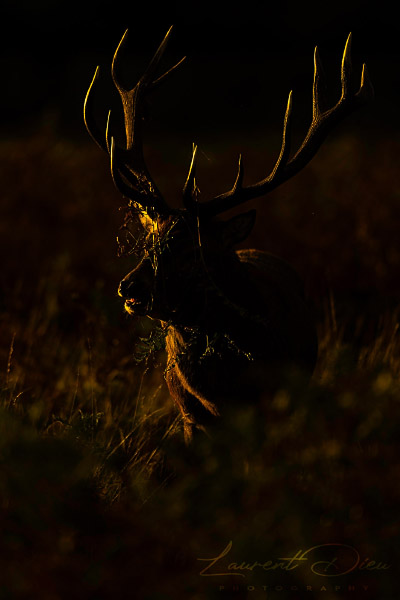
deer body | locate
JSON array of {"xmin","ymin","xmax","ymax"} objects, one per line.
[
  {"xmin": 84, "ymin": 28, "xmax": 372, "ymax": 440},
  {"xmin": 163, "ymin": 245, "xmax": 318, "ymax": 432},
  {"xmin": 118, "ymin": 210, "xmax": 317, "ymax": 438}
]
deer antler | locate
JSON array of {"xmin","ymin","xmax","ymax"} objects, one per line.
[
  {"xmin": 85, "ymin": 31, "xmax": 373, "ymax": 221},
  {"xmin": 84, "ymin": 26, "xmax": 185, "ymax": 217},
  {"xmin": 197, "ymin": 33, "xmax": 374, "ymax": 218}
]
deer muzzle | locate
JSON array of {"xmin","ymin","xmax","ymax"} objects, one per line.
[{"xmin": 118, "ymin": 259, "xmax": 154, "ymax": 315}]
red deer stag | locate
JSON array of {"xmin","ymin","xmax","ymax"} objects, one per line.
[{"xmin": 84, "ymin": 28, "xmax": 373, "ymax": 442}]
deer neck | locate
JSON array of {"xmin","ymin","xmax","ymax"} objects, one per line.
[{"xmin": 164, "ymin": 251, "xmax": 268, "ymax": 352}]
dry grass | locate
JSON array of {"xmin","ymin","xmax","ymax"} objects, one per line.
[{"xmin": 0, "ymin": 130, "xmax": 399, "ymax": 599}]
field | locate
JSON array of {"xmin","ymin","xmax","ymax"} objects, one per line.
[{"xmin": 1, "ymin": 122, "xmax": 400, "ymax": 600}]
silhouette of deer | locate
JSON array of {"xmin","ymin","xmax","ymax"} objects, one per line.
[{"xmin": 84, "ymin": 28, "xmax": 373, "ymax": 442}]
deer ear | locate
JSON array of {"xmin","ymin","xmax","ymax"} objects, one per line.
[{"xmin": 221, "ymin": 209, "xmax": 256, "ymax": 247}]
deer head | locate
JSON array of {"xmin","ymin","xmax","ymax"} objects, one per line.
[{"xmin": 84, "ymin": 28, "xmax": 373, "ymax": 327}]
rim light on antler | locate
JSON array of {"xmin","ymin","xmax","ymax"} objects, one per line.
[{"xmin": 84, "ymin": 29, "xmax": 373, "ymax": 221}]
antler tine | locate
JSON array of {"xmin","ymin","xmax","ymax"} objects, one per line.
[
  {"xmin": 312, "ymin": 46, "xmax": 329, "ymax": 119},
  {"xmin": 151, "ymin": 55, "xmax": 187, "ymax": 89},
  {"xmin": 111, "ymin": 29, "xmax": 128, "ymax": 92},
  {"xmin": 84, "ymin": 66, "xmax": 109, "ymax": 152},
  {"xmin": 198, "ymin": 33, "xmax": 373, "ymax": 219},
  {"xmin": 183, "ymin": 144, "xmax": 199, "ymax": 212},
  {"xmin": 358, "ymin": 63, "xmax": 374, "ymax": 102},
  {"xmin": 341, "ymin": 32, "xmax": 353, "ymax": 100},
  {"xmin": 269, "ymin": 90, "xmax": 293, "ymax": 179},
  {"xmin": 232, "ymin": 154, "xmax": 245, "ymax": 191}
]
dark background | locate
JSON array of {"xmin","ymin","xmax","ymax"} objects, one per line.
[{"xmin": 1, "ymin": 0, "xmax": 397, "ymax": 138}]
